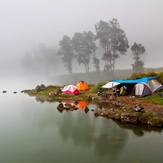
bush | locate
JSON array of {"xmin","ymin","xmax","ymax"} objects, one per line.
[
  {"xmin": 130, "ymin": 72, "xmax": 158, "ymax": 80},
  {"xmin": 130, "ymin": 71, "xmax": 163, "ymax": 84},
  {"xmin": 158, "ymin": 72, "xmax": 163, "ymax": 84}
]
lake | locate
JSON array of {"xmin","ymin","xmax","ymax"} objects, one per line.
[{"xmin": 0, "ymin": 80, "xmax": 163, "ymax": 163}]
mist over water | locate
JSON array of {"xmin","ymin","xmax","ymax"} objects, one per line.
[{"xmin": 0, "ymin": 1, "xmax": 163, "ymax": 162}]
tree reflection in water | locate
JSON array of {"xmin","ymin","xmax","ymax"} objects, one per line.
[
  {"xmin": 27, "ymin": 98, "xmax": 163, "ymax": 161},
  {"xmin": 56, "ymin": 101, "xmax": 163, "ymax": 160},
  {"xmin": 56, "ymin": 101, "xmax": 129, "ymax": 160}
]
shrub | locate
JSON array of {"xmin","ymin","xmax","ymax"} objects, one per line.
[
  {"xmin": 130, "ymin": 72, "xmax": 158, "ymax": 80},
  {"xmin": 158, "ymin": 72, "xmax": 163, "ymax": 84},
  {"xmin": 129, "ymin": 71, "xmax": 163, "ymax": 84}
]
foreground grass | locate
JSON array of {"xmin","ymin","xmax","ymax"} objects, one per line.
[{"xmin": 144, "ymin": 94, "xmax": 163, "ymax": 105}]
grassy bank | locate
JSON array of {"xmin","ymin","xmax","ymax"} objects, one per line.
[
  {"xmin": 144, "ymin": 95, "xmax": 163, "ymax": 105},
  {"xmin": 22, "ymin": 83, "xmax": 104, "ymax": 102},
  {"xmin": 23, "ymin": 85, "xmax": 163, "ymax": 127}
]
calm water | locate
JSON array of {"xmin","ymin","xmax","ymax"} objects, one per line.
[{"xmin": 0, "ymin": 89, "xmax": 163, "ymax": 163}]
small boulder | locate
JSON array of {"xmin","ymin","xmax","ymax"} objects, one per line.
[
  {"xmin": 2, "ymin": 91, "xmax": 7, "ymax": 93},
  {"xmin": 73, "ymin": 107, "xmax": 78, "ymax": 110},
  {"xmin": 57, "ymin": 103, "xmax": 64, "ymax": 113},
  {"xmin": 84, "ymin": 107, "xmax": 89, "ymax": 114},
  {"xmin": 133, "ymin": 105, "xmax": 144, "ymax": 112},
  {"xmin": 94, "ymin": 112, "xmax": 99, "ymax": 117}
]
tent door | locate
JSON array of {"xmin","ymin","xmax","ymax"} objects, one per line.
[{"xmin": 135, "ymin": 84, "xmax": 144, "ymax": 96}]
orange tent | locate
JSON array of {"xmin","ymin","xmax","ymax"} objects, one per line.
[
  {"xmin": 77, "ymin": 101, "xmax": 89, "ymax": 109},
  {"xmin": 76, "ymin": 81, "xmax": 90, "ymax": 91}
]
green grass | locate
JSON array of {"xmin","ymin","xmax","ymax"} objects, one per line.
[
  {"xmin": 26, "ymin": 84, "xmax": 99, "ymax": 102},
  {"xmin": 29, "ymin": 86, "xmax": 60, "ymax": 96},
  {"xmin": 144, "ymin": 95, "xmax": 163, "ymax": 105}
]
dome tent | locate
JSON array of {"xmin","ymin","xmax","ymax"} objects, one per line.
[
  {"xmin": 134, "ymin": 83, "xmax": 152, "ymax": 96},
  {"xmin": 76, "ymin": 81, "xmax": 89, "ymax": 91},
  {"xmin": 62, "ymin": 85, "xmax": 80, "ymax": 95}
]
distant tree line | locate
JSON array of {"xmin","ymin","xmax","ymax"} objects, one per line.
[
  {"xmin": 58, "ymin": 18, "xmax": 146, "ymax": 74},
  {"xmin": 22, "ymin": 18, "xmax": 146, "ymax": 76},
  {"xmin": 22, "ymin": 43, "xmax": 58, "ymax": 76}
]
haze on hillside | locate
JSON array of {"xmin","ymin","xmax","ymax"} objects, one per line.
[{"xmin": 0, "ymin": 0, "xmax": 163, "ymax": 82}]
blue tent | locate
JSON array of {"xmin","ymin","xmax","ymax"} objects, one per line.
[
  {"xmin": 102, "ymin": 76, "xmax": 162, "ymax": 96},
  {"xmin": 112, "ymin": 77, "xmax": 157, "ymax": 84}
]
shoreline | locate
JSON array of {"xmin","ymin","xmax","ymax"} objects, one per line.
[{"xmin": 22, "ymin": 85, "xmax": 163, "ymax": 128}]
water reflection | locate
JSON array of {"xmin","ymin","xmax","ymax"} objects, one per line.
[
  {"xmin": 56, "ymin": 100, "xmax": 163, "ymax": 138},
  {"xmin": 57, "ymin": 100, "xmax": 90, "ymax": 113},
  {"xmin": 33, "ymin": 97, "xmax": 163, "ymax": 137},
  {"xmin": 18, "ymin": 97, "xmax": 163, "ymax": 163},
  {"xmin": 115, "ymin": 121, "xmax": 162, "ymax": 137},
  {"xmin": 35, "ymin": 96, "xmax": 45, "ymax": 103},
  {"xmin": 57, "ymin": 113, "xmax": 128, "ymax": 160},
  {"xmin": 53, "ymin": 100, "xmax": 129, "ymax": 160},
  {"xmin": 94, "ymin": 102, "xmax": 163, "ymax": 137}
]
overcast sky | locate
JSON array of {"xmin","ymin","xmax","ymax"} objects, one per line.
[{"xmin": 0, "ymin": 0, "xmax": 163, "ymax": 69}]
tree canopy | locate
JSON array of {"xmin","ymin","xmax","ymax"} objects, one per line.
[
  {"xmin": 131, "ymin": 42, "xmax": 146, "ymax": 73},
  {"xmin": 95, "ymin": 18, "xmax": 129, "ymax": 71},
  {"xmin": 58, "ymin": 35, "xmax": 74, "ymax": 73},
  {"xmin": 72, "ymin": 31, "xmax": 97, "ymax": 72}
]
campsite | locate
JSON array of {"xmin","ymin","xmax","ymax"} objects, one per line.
[
  {"xmin": 23, "ymin": 72, "xmax": 163, "ymax": 128},
  {"xmin": 1, "ymin": 1, "xmax": 163, "ymax": 163}
]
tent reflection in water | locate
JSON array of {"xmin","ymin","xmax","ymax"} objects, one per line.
[
  {"xmin": 76, "ymin": 81, "xmax": 90, "ymax": 91},
  {"xmin": 61, "ymin": 85, "xmax": 80, "ymax": 95},
  {"xmin": 77, "ymin": 101, "xmax": 89, "ymax": 109},
  {"xmin": 102, "ymin": 77, "xmax": 163, "ymax": 97},
  {"xmin": 62, "ymin": 100, "xmax": 76, "ymax": 106}
]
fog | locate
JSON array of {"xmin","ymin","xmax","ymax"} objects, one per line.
[{"xmin": 0, "ymin": 0, "xmax": 163, "ymax": 88}]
